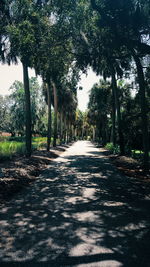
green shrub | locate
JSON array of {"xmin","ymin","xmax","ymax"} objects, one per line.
[
  {"xmin": 105, "ymin": 143, "xmax": 120, "ymax": 154},
  {"xmin": 131, "ymin": 150, "xmax": 144, "ymax": 160}
]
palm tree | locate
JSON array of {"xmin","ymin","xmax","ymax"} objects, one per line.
[{"xmin": 6, "ymin": 0, "xmax": 44, "ymax": 156}]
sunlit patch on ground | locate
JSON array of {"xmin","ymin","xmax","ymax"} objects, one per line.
[
  {"xmin": 0, "ymin": 141, "xmax": 150, "ymax": 266},
  {"xmin": 72, "ymin": 211, "xmax": 100, "ymax": 222},
  {"xmin": 69, "ymin": 243, "xmax": 114, "ymax": 256},
  {"xmin": 76, "ymin": 260, "xmax": 123, "ymax": 267},
  {"xmin": 102, "ymin": 201, "xmax": 126, "ymax": 207}
]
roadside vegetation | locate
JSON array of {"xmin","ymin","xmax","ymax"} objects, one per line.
[
  {"xmin": 0, "ymin": 137, "xmax": 49, "ymax": 160},
  {"xmin": 105, "ymin": 142, "xmax": 149, "ymax": 160},
  {"xmin": 0, "ymin": 0, "xmax": 149, "ymax": 174}
]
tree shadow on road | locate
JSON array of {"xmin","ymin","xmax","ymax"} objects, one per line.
[{"xmin": 0, "ymin": 146, "xmax": 150, "ymax": 267}]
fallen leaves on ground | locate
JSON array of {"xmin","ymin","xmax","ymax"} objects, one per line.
[
  {"xmin": 0, "ymin": 145, "xmax": 69, "ymax": 202},
  {"xmin": 107, "ymin": 153, "xmax": 150, "ymax": 182}
]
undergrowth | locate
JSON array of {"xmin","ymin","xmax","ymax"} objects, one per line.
[
  {"xmin": 105, "ymin": 143, "xmax": 120, "ymax": 154},
  {"xmin": 0, "ymin": 137, "xmax": 60, "ymax": 160}
]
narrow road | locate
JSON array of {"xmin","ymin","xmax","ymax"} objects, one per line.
[{"xmin": 0, "ymin": 141, "xmax": 150, "ymax": 267}]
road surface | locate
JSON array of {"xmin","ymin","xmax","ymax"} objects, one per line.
[{"xmin": 0, "ymin": 141, "xmax": 150, "ymax": 266}]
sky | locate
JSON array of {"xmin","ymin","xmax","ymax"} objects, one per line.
[{"xmin": 0, "ymin": 63, "xmax": 100, "ymax": 111}]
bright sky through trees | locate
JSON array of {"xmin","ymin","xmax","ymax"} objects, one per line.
[{"xmin": 0, "ymin": 63, "xmax": 100, "ymax": 111}]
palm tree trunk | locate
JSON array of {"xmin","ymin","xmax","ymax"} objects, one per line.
[
  {"xmin": 60, "ymin": 111, "xmax": 63, "ymax": 145},
  {"xmin": 22, "ymin": 61, "xmax": 32, "ymax": 157},
  {"xmin": 71, "ymin": 124, "xmax": 74, "ymax": 141},
  {"xmin": 133, "ymin": 54, "xmax": 149, "ymax": 170},
  {"xmin": 82, "ymin": 126, "xmax": 84, "ymax": 140},
  {"xmin": 93, "ymin": 126, "xmax": 96, "ymax": 142},
  {"xmin": 111, "ymin": 84, "xmax": 116, "ymax": 146},
  {"xmin": 52, "ymin": 81, "xmax": 58, "ymax": 147},
  {"xmin": 70, "ymin": 123, "xmax": 73, "ymax": 142},
  {"xmin": 66, "ymin": 116, "xmax": 70, "ymax": 143},
  {"xmin": 74, "ymin": 127, "xmax": 77, "ymax": 141},
  {"xmin": 63, "ymin": 114, "xmax": 66, "ymax": 143},
  {"xmin": 111, "ymin": 66, "xmax": 125, "ymax": 155},
  {"xmin": 47, "ymin": 82, "xmax": 52, "ymax": 151},
  {"xmin": 102, "ymin": 116, "xmax": 107, "ymax": 145}
]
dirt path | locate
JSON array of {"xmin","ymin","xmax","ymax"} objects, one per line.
[{"xmin": 0, "ymin": 141, "xmax": 150, "ymax": 266}]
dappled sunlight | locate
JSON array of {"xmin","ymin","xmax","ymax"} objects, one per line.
[
  {"xmin": 0, "ymin": 141, "xmax": 150, "ymax": 266},
  {"xmin": 102, "ymin": 202, "xmax": 126, "ymax": 207},
  {"xmin": 77, "ymin": 260, "xmax": 123, "ymax": 267},
  {"xmin": 69, "ymin": 243, "xmax": 114, "ymax": 256},
  {"xmin": 82, "ymin": 188, "xmax": 96, "ymax": 199},
  {"xmin": 72, "ymin": 211, "xmax": 99, "ymax": 222}
]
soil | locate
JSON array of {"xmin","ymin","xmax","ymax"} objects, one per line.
[
  {"xmin": 104, "ymin": 149, "xmax": 150, "ymax": 182},
  {"xmin": 0, "ymin": 143, "xmax": 149, "ymax": 203},
  {"xmin": 0, "ymin": 141, "xmax": 150, "ymax": 265},
  {"xmin": 0, "ymin": 145, "xmax": 69, "ymax": 202}
]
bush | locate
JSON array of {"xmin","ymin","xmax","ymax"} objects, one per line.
[{"xmin": 105, "ymin": 143, "xmax": 120, "ymax": 154}]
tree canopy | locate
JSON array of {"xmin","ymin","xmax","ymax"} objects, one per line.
[{"xmin": 0, "ymin": 0, "xmax": 149, "ymax": 168}]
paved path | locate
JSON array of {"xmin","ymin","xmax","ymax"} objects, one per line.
[{"xmin": 0, "ymin": 141, "xmax": 150, "ymax": 267}]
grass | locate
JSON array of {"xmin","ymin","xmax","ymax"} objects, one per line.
[
  {"xmin": 0, "ymin": 136, "xmax": 61, "ymax": 160},
  {"xmin": 0, "ymin": 141, "xmax": 26, "ymax": 159},
  {"xmin": 32, "ymin": 137, "xmax": 47, "ymax": 150},
  {"xmin": 0, "ymin": 137, "xmax": 46, "ymax": 160}
]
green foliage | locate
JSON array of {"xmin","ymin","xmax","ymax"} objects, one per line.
[
  {"xmin": 0, "ymin": 137, "xmax": 62, "ymax": 160},
  {"xmin": 8, "ymin": 136, "xmax": 25, "ymax": 142},
  {"xmin": 0, "ymin": 78, "xmax": 47, "ymax": 136},
  {"xmin": 105, "ymin": 143, "xmax": 120, "ymax": 154},
  {"xmin": 32, "ymin": 137, "xmax": 47, "ymax": 150},
  {"xmin": 6, "ymin": 0, "xmax": 44, "ymax": 65},
  {"xmin": 0, "ymin": 95, "xmax": 12, "ymax": 133},
  {"xmin": 88, "ymin": 80, "xmax": 111, "ymax": 144},
  {"xmin": 0, "ymin": 141, "xmax": 26, "ymax": 160},
  {"xmin": 0, "ymin": 0, "xmax": 149, "ymax": 164}
]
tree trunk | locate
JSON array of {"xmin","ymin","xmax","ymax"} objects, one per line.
[
  {"xmin": 63, "ymin": 115, "xmax": 66, "ymax": 143},
  {"xmin": 71, "ymin": 124, "xmax": 74, "ymax": 141},
  {"xmin": 93, "ymin": 126, "xmax": 96, "ymax": 142},
  {"xmin": 111, "ymin": 66, "xmax": 125, "ymax": 155},
  {"xmin": 66, "ymin": 115, "xmax": 70, "ymax": 143},
  {"xmin": 66, "ymin": 120, "xmax": 69, "ymax": 143},
  {"xmin": 82, "ymin": 126, "xmax": 84, "ymax": 140},
  {"xmin": 111, "ymin": 84, "xmax": 116, "ymax": 146},
  {"xmin": 74, "ymin": 127, "xmax": 77, "ymax": 141},
  {"xmin": 102, "ymin": 116, "xmax": 107, "ymax": 146},
  {"xmin": 133, "ymin": 54, "xmax": 149, "ymax": 170},
  {"xmin": 22, "ymin": 61, "xmax": 32, "ymax": 157},
  {"xmin": 59, "ymin": 111, "xmax": 63, "ymax": 145},
  {"xmin": 47, "ymin": 82, "xmax": 52, "ymax": 151},
  {"xmin": 70, "ymin": 123, "xmax": 73, "ymax": 142},
  {"xmin": 52, "ymin": 81, "xmax": 58, "ymax": 147}
]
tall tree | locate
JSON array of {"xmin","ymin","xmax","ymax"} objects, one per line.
[
  {"xmin": 90, "ymin": 0, "xmax": 149, "ymax": 167},
  {"xmin": 88, "ymin": 80, "xmax": 111, "ymax": 145},
  {"xmin": 6, "ymin": 0, "xmax": 45, "ymax": 156},
  {"xmin": 0, "ymin": 0, "xmax": 11, "ymax": 63},
  {"xmin": 9, "ymin": 78, "xmax": 42, "ymax": 136}
]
